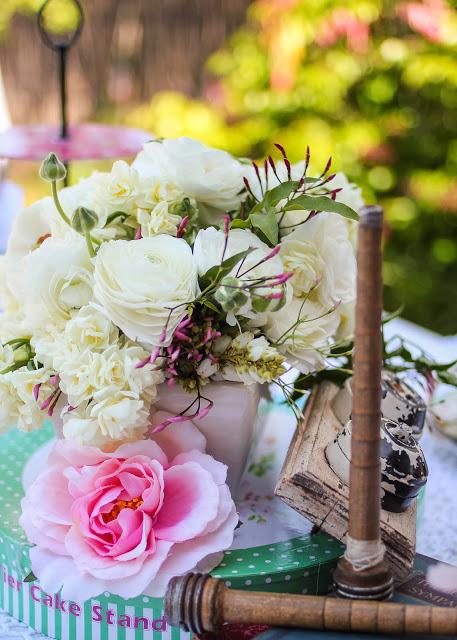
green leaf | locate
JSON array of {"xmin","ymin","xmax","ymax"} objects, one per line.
[
  {"xmin": 200, "ymin": 248, "xmax": 255, "ymax": 289},
  {"xmin": 382, "ymin": 306, "xmax": 404, "ymax": 325},
  {"xmin": 438, "ymin": 370, "xmax": 457, "ymax": 386},
  {"xmin": 250, "ymin": 209, "xmax": 279, "ymax": 245},
  {"xmin": 230, "ymin": 218, "xmax": 251, "ymax": 230},
  {"xmin": 424, "ymin": 357, "xmax": 457, "ymax": 372},
  {"xmin": 283, "ymin": 194, "xmax": 359, "ymax": 221},
  {"xmin": 250, "ymin": 180, "xmax": 300, "ymax": 215},
  {"xmin": 264, "ymin": 180, "xmax": 300, "ymax": 207},
  {"xmin": 104, "ymin": 211, "xmax": 129, "ymax": 226},
  {"xmin": 24, "ymin": 572, "xmax": 37, "ymax": 583},
  {"xmin": 202, "ymin": 299, "xmax": 220, "ymax": 313}
]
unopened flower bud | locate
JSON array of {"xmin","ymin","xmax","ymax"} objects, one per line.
[
  {"xmin": 39, "ymin": 153, "xmax": 67, "ymax": 182},
  {"xmin": 252, "ymin": 286, "xmax": 287, "ymax": 313},
  {"xmin": 72, "ymin": 207, "xmax": 99, "ymax": 233},
  {"xmin": 215, "ymin": 276, "xmax": 249, "ymax": 313}
]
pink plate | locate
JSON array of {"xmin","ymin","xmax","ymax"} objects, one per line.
[{"xmin": 0, "ymin": 124, "xmax": 151, "ymax": 161}]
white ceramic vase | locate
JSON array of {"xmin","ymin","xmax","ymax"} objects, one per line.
[
  {"xmin": 49, "ymin": 382, "xmax": 262, "ymax": 497},
  {"xmin": 155, "ymin": 381, "xmax": 262, "ymax": 496}
]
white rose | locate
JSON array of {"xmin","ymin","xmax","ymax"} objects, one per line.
[
  {"xmin": 280, "ymin": 212, "xmax": 356, "ymax": 310},
  {"xmin": 193, "ymin": 227, "xmax": 290, "ymax": 324},
  {"xmin": 20, "ymin": 236, "xmax": 93, "ymax": 331},
  {"xmin": 265, "ymin": 298, "xmax": 340, "ymax": 373},
  {"xmin": 133, "ymin": 137, "xmax": 245, "ymax": 211},
  {"xmin": 94, "ymin": 236, "xmax": 199, "ymax": 346}
]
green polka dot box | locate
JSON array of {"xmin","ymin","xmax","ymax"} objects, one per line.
[{"xmin": 0, "ymin": 402, "xmax": 345, "ymax": 640}]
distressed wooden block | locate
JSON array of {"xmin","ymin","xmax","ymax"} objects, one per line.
[{"xmin": 275, "ymin": 381, "xmax": 416, "ymax": 580}]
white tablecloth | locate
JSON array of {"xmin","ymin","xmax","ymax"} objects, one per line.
[{"xmin": 1, "ymin": 318, "xmax": 456, "ymax": 639}]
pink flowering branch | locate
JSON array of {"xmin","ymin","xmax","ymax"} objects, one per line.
[{"xmin": 177, "ymin": 215, "xmax": 190, "ymax": 238}]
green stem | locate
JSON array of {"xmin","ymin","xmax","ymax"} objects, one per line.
[
  {"xmin": 51, "ymin": 181, "xmax": 71, "ymax": 227},
  {"xmin": 84, "ymin": 232, "xmax": 96, "ymax": 258}
]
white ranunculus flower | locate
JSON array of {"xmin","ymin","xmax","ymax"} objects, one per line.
[
  {"xmin": 265, "ymin": 298, "xmax": 340, "ymax": 374},
  {"xmin": 94, "ymin": 236, "xmax": 199, "ymax": 346},
  {"xmin": 280, "ymin": 212, "xmax": 356, "ymax": 310},
  {"xmin": 6, "ymin": 179, "xmax": 96, "ymax": 260},
  {"xmin": 193, "ymin": 227, "xmax": 290, "ymax": 326},
  {"xmin": 133, "ymin": 137, "xmax": 245, "ymax": 212},
  {"xmin": 20, "ymin": 236, "xmax": 93, "ymax": 331}
]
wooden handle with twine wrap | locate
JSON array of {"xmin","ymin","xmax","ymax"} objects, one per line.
[{"xmin": 164, "ymin": 573, "xmax": 457, "ymax": 636}]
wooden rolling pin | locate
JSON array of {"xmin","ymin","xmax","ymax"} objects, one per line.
[{"xmin": 164, "ymin": 573, "xmax": 457, "ymax": 636}]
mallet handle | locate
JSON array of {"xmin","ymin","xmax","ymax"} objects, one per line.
[{"xmin": 165, "ymin": 574, "xmax": 457, "ymax": 636}]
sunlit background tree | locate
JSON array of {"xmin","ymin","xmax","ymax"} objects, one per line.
[{"xmin": 1, "ymin": 0, "xmax": 456, "ymax": 333}]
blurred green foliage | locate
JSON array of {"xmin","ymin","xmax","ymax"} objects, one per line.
[{"xmin": 127, "ymin": 0, "xmax": 457, "ymax": 334}]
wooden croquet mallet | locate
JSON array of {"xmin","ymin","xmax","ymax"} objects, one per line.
[
  {"xmin": 164, "ymin": 573, "xmax": 457, "ymax": 636},
  {"xmin": 333, "ymin": 204, "xmax": 394, "ymax": 600}
]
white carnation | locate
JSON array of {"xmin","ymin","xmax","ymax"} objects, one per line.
[
  {"xmin": 0, "ymin": 374, "xmax": 20, "ymax": 435},
  {"xmin": 137, "ymin": 201, "xmax": 182, "ymax": 237},
  {"xmin": 62, "ymin": 389, "xmax": 150, "ymax": 450},
  {"xmin": 265, "ymin": 298, "xmax": 340, "ymax": 373},
  {"xmin": 10, "ymin": 367, "xmax": 57, "ymax": 433},
  {"xmin": 133, "ymin": 137, "xmax": 245, "ymax": 212},
  {"xmin": 93, "ymin": 236, "xmax": 199, "ymax": 346},
  {"xmin": 91, "ymin": 160, "xmax": 141, "ymax": 219},
  {"xmin": 280, "ymin": 212, "xmax": 356, "ymax": 310},
  {"xmin": 220, "ymin": 331, "xmax": 285, "ymax": 384},
  {"xmin": 64, "ymin": 305, "xmax": 119, "ymax": 352}
]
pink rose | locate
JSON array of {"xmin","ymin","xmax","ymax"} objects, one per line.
[{"xmin": 20, "ymin": 418, "xmax": 237, "ymax": 600}]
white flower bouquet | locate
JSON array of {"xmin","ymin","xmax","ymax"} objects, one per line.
[{"xmin": 0, "ymin": 137, "xmax": 363, "ymax": 449}]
